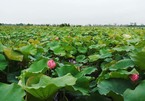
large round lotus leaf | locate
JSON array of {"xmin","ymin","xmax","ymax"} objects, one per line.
[
  {"xmin": 0, "ymin": 83, "xmax": 25, "ymax": 101},
  {"xmin": 123, "ymin": 80, "xmax": 145, "ymax": 101},
  {"xmin": 4, "ymin": 48, "xmax": 23, "ymax": 61}
]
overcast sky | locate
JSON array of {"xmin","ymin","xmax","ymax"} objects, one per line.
[{"xmin": 0, "ymin": 0, "xmax": 145, "ymax": 25}]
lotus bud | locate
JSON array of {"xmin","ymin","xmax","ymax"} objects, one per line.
[
  {"xmin": 47, "ymin": 59, "xmax": 56, "ymax": 69},
  {"xmin": 55, "ymin": 37, "xmax": 59, "ymax": 40},
  {"xmin": 129, "ymin": 74, "xmax": 139, "ymax": 82}
]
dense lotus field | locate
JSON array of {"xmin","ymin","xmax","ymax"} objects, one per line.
[{"xmin": 0, "ymin": 26, "xmax": 145, "ymax": 101}]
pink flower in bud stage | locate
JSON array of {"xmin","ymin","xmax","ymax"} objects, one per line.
[
  {"xmin": 55, "ymin": 37, "xmax": 59, "ymax": 40},
  {"xmin": 129, "ymin": 74, "xmax": 139, "ymax": 82},
  {"xmin": 47, "ymin": 59, "xmax": 56, "ymax": 69}
]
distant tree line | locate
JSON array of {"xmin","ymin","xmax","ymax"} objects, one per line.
[{"xmin": 0, "ymin": 22, "xmax": 145, "ymax": 27}]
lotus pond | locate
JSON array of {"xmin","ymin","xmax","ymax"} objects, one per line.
[{"xmin": 0, "ymin": 26, "xmax": 145, "ymax": 101}]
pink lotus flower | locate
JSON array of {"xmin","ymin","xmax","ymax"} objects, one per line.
[
  {"xmin": 47, "ymin": 59, "xmax": 56, "ymax": 69},
  {"xmin": 55, "ymin": 37, "xmax": 59, "ymax": 40},
  {"xmin": 129, "ymin": 74, "xmax": 139, "ymax": 82}
]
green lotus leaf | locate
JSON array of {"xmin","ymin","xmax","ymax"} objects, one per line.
[
  {"xmin": 70, "ymin": 47, "xmax": 77, "ymax": 55},
  {"xmin": 78, "ymin": 47, "xmax": 88, "ymax": 53},
  {"xmin": 72, "ymin": 77, "xmax": 90, "ymax": 95},
  {"xmin": 4, "ymin": 48, "xmax": 23, "ymax": 61},
  {"xmin": 75, "ymin": 42, "xmax": 82, "ymax": 46},
  {"xmin": 109, "ymin": 59, "xmax": 134, "ymax": 71},
  {"xmin": 0, "ymin": 43, "xmax": 5, "ymax": 52},
  {"xmin": 0, "ymin": 83, "xmax": 25, "ymax": 101},
  {"xmin": 76, "ymin": 55, "xmax": 87, "ymax": 63},
  {"xmin": 123, "ymin": 80, "xmax": 145, "ymax": 101},
  {"xmin": 56, "ymin": 64, "xmax": 79, "ymax": 77},
  {"xmin": 99, "ymin": 49, "xmax": 112, "ymax": 58},
  {"xmin": 53, "ymin": 46, "xmax": 66, "ymax": 56},
  {"xmin": 48, "ymin": 41, "xmax": 60, "ymax": 50},
  {"xmin": 105, "ymin": 68, "xmax": 138, "ymax": 79},
  {"xmin": 19, "ymin": 44, "xmax": 37, "ymax": 55},
  {"xmin": 19, "ymin": 73, "xmax": 77, "ymax": 100},
  {"xmin": 25, "ymin": 58, "xmax": 48, "ymax": 73},
  {"xmin": 89, "ymin": 45, "xmax": 99, "ymax": 49},
  {"xmin": 88, "ymin": 54, "xmax": 100, "ymax": 62},
  {"xmin": 0, "ymin": 54, "xmax": 8, "ymax": 71},
  {"xmin": 98, "ymin": 79, "xmax": 133, "ymax": 95},
  {"xmin": 130, "ymin": 51, "xmax": 145, "ymax": 70},
  {"xmin": 81, "ymin": 66, "xmax": 97, "ymax": 75},
  {"xmin": 113, "ymin": 46, "xmax": 135, "ymax": 52}
]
